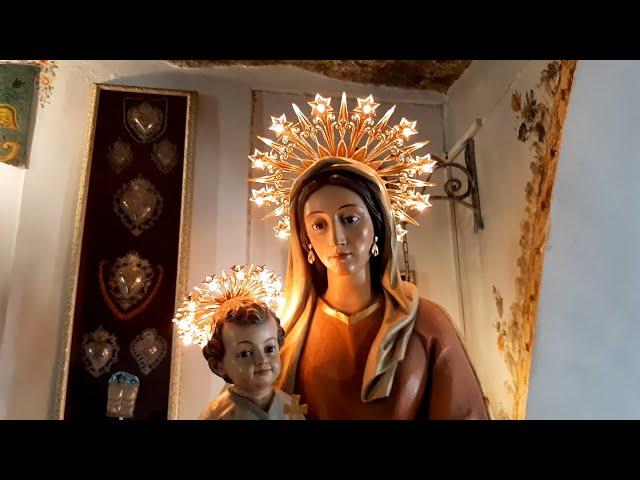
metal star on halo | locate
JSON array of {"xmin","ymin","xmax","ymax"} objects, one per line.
[{"xmin": 308, "ymin": 94, "xmax": 333, "ymax": 116}]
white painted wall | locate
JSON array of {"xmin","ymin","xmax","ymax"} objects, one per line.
[
  {"xmin": 445, "ymin": 60, "xmax": 553, "ymax": 418},
  {"xmin": 527, "ymin": 61, "xmax": 640, "ymax": 419},
  {"xmin": 0, "ymin": 60, "xmax": 447, "ymax": 419},
  {"xmin": 0, "ymin": 164, "xmax": 25, "ymax": 346}
]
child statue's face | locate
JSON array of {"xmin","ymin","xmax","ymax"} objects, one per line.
[{"xmin": 217, "ymin": 318, "xmax": 281, "ymax": 392}]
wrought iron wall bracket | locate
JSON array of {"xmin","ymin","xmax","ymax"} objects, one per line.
[{"xmin": 427, "ymin": 138, "xmax": 484, "ymax": 232}]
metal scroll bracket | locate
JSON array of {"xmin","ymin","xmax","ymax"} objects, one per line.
[{"xmin": 426, "ymin": 119, "xmax": 484, "ymax": 232}]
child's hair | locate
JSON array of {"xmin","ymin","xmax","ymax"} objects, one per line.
[{"xmin": 202, "ymin": 297, "xmax": 285, "ymax": 383}]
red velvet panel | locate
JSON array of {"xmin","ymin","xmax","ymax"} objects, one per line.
[{"xmin": 64, "ymin": 88, "xmax": 190, "ymax": 420}]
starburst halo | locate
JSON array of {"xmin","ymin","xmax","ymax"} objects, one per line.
[
  {"xmin": 249, "ymin": 92, "xmax": 438, "ymax": 241},
  {"xmin": 172, "ymin": 265, "xmax": 284, "ymax": 348}
]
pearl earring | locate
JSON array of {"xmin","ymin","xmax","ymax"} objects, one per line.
[{"xmin": 371, "ymin": 236, "xmax": 379, "ymax": 257}]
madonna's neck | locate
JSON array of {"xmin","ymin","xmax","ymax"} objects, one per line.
[{"xmin": 323, "ymin": 267, "xmax": 373, "ymax": 315}]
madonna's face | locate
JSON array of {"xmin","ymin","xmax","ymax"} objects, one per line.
[{"xmin": 303, "ymin": 184, "xmax": 376, "ymax": 277}]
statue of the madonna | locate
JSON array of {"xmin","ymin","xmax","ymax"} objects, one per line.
[{"xmin": 250, "ymin": 94, "xmax": 488, "ymax": 419}]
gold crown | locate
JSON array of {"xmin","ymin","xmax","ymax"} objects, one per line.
[
  {"xmin": 172, "ymin": 265, "xmax": 283, "ymax": 347},
  {"xmin": 249, "ymin": 92, "xmax": 437, "ymax": 241}
]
